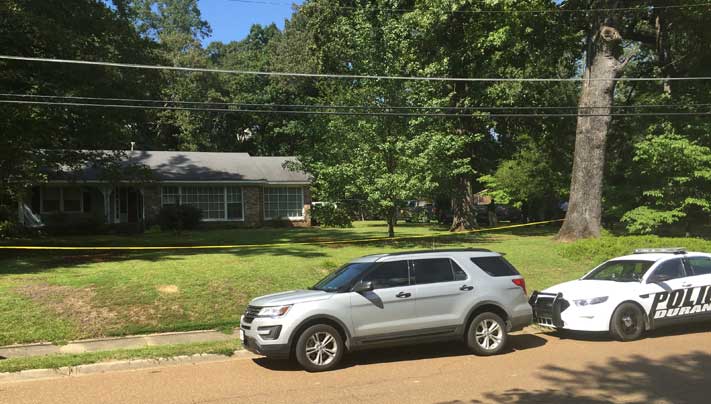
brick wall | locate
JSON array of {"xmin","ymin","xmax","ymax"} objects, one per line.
[
  {"xmin": 142, "ymin": 184, "xmax": 161, "ymax": 225},
  {"xmin": 242, "ymin": 185, "xmax": 263, "ymax": 227}
]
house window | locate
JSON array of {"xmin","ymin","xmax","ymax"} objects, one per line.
[
  {"xmin": 181, "ymin": 186, "xmax": 225, "ymax": 220},
  {"xmin": 160, "ymin": 185, "xmax": 244, "ymax": 221},
  {"xmin": 264, "ymin": 187, "xmax": 304, "ymax": 219},
  {"xmin": 62, "ymin": 188, "xmax": 82, "ymax": 212},
  {"xmin": 42, "ymin": 188, "xmax": 61, "ymax": 213},
  {"xmin": 41, "ymin": 187, "xmax": 85, "ymax": 213},
  {"xmin": 161, "ymin": 186, "xmax": 179, "ymax": 206},
  {"xmin": 226, "ymin": 187, "xmax": 243, "ymax": 220}
]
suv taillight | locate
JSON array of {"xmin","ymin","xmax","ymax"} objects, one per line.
[{"xmin": 512, "ymin": 278, "xmax": 526, "ymax": 295}]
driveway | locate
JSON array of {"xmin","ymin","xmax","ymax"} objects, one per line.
[{"xmin": 1, "ymin": 325, "xmax": 709, "ymax": 404}]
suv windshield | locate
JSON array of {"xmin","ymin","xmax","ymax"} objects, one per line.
[
  {"xmin": 583, "ymin": 260, "xmax": 654, "ymax": 282},
  {"xmin": 312, "ymin": 262, "xmax": 373, "ymax": 292}
]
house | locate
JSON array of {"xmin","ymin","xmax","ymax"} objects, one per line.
[{"xmin": 19, "ymin": 150, "xmax": 312, "ymax": 230}]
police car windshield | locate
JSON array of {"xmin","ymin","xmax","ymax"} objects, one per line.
[{"xmin": 583, "ymin": 260, "xmax": 654, "ymax": 282}]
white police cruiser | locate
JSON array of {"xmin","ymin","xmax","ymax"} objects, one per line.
[{"xmin": 530, "ymin": 248, "xmax": 711, "ymax": 341}]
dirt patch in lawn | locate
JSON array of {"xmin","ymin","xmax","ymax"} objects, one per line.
[
  {"xmin": 157, "ymin": 285, "xmax": 180, "ymax": 294},
  {"xmin": 15, "ymin": 283, "xmax": 117, "ymax": 338}
]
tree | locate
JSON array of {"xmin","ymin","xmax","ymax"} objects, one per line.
[
  {"xmin": 558, "ymin": 0, "xmax": 711, "ymax": 240},
  {"xmin": 0, "ymin": 0, "xmax": 159, "ymax": 203},
  {"xmin": 621, "ymin": 123, "xmax": 711, "ymax": 235}
]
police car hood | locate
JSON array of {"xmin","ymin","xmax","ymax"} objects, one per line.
[{"xmin": 542, "ymin": 279, "xmax": 638, "ymax": 300}]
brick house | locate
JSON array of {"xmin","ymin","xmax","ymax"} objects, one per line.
[{"xmin": 20, "ymin": 151, "xmax": 312, "ymax": 229}]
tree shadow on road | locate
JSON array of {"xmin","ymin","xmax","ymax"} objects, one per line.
[
  {"xmin": 438, "ymin": 350, "xmax": 711, "ymax": 404},
  {"xmin": 252, "ymin": 333, "xmax": 547, "ymax": 372}
]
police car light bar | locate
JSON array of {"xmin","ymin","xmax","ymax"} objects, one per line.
[{"xmin": 633, "ymin": 248, "xmax": 687, "ymax": 254}]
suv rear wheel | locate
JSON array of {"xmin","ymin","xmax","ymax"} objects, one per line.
[
  {"xmin": 466, "ymin": 312, "xmax": 507, "ymax": 356},
  {"xmin": 295, "ymin": 324, "xmax": 344, "ymax": 372}
]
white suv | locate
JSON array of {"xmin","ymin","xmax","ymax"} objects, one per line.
[
  {"xmin": 240, "ymin": 249, "xmax": 532, "ymax": 371},
  {"xmin": 530, "ymin": 248, "xmax": 711, "ymax": 341}
]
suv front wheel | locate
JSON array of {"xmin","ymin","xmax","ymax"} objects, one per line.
[
  {"xmin": 466, "ymin": 312, "xmax": 508, "ymax": 356},
  {"xmin": 294, "ymin": 324, "xmax": 344, "ymax": 372}
]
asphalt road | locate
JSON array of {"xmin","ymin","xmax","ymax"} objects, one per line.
[{"xmin": 2, "ymin": 325, "xmax": 710, "ymax": 404}]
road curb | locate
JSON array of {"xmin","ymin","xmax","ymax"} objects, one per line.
[{"xmin": 0, "ymin": 350, "xmax": 256, "ymax": 384}]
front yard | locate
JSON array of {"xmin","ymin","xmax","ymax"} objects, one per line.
[{"xmin": 2, "ymin": 221, "xmax": 710, "ymax": 347}]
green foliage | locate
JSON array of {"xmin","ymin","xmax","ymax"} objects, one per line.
[
  {"xmin": 481, "ymin": 137, "xmax": 568, "ymax": 218},
  {"xmin": 557, "ymin": 234, "xmax": 711, "ymax": 267},
  {"xmin": 311, "ymin": 204, "xmax": 352, "ymax": 228},
  {"xmin": 620, "ymin": 124, "xmax": 711, "ymax": 235},
  {"xmin": 157, "ymin": 205, "xmax": 202, "ymax": 232}
]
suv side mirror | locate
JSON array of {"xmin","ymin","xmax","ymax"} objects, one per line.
[{"xmin": 352, "ymin": 280, "xmax": 374, "ymax": 293}]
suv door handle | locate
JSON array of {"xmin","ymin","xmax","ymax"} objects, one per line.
[
  {"xmin": 395, "ymin": 292, "xmax": 411, "ymax": 298},
  {"xmin": 460, "ymin": 285, "xmax": 474, "ymax": 291}
]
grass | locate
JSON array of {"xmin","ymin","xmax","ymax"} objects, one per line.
[
  {"xmin": 1, "ymin": 221, "xmax": 709, "ymax": 349},
  {"xmin": 0, "ymin": 339, "xmax": 241, "ymax": 374}
]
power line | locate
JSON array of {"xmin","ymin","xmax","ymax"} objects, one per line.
[
  {"xmin": 2, "ymin": 99, "xmax": 710, "ymax": 118},
  {"xmin": 229, "ymin": 0, "xmax": 711, "ymax": 14},
  {"xmin": 2, "ymin": 93, "xmax": 710, "ymax": 112},
  {"xmin": 2, "ymin": 55, "xmax": 710, "ymax": 82}
]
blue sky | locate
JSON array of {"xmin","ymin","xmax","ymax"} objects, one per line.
[{"xmin": 199, "ymin": 0, "xmax": 303, "ymax": 45}]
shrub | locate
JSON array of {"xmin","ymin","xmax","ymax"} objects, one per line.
[
  {"xmin": 311, "ymin": 204, "xmax": 352, "ymax": 228},
  {"xmin": 158, "ymin": 205, "xmax": 202, "ymax": 232},
  {"xmin": 0, "ymin": 220, "xmax": 22, "ymax": 239}
]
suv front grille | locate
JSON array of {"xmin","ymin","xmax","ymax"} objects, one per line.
[{"xmin": 243, "ymin": 305, "xmax": 261, "ymax": 324}]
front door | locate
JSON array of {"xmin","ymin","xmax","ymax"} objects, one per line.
[
  {"xmin": 643, "ymin": 258, "xmax": 697, "ymax": 327},
  {"xmin": 350, "ymin": 260, "xmax": 417, "ymax": 338}
]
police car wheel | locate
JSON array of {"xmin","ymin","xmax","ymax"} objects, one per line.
[
  {"xmin": 610, "ymin": 303, "xmax": 645, "ymax": 341},
  {"xmin": 466, "ymin": 312, "xmax": 508, "ymax": 356}
]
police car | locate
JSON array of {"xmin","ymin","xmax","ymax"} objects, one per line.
[{"xmin": 529, "ymin": 248, "xmax": 711, "ymax": 341}]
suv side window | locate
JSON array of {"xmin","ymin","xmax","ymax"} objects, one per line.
[
  {"xmin": 688, "ymin": 257, "xmax": 711, "ymax": 276},
  {"xmin": 412, "ymin": 258, "xmax": 455, "ymax": 284},
  {"xmin": 471, "ymin": 256, "xmax": 519, "ymax": 277},
  {"xmin": 648, "ymin": 258, "xmax": 686, "ymax": 283},
  {"xmin": 362, "ymin": 260, "xmax": 410, "ymax": 289}
]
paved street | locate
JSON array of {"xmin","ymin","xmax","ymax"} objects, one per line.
[{"xmin": 1, "ymin": 325, "xmax": 710, "ymax": 404}]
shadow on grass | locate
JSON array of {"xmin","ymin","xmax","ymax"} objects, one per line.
[
  {"xmin": 0, "ymin": 232, "xmax": 506, "ymax": 275},
  {"xmin": 252, "ymin": 333, "xmax": 547, "ymax": 372}
]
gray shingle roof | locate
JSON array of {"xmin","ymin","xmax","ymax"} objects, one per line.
[{"xmin": 52, "ymin": 151, "xmax": 310, "ymax": 184}]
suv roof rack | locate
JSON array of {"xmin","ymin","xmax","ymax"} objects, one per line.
[
  {"xmin": 633, "ymin": 248, "xmax": 687, "ymax": 255},
  {"xmin": 384, "ymin": 248, "xmax": 493, "ymax": 257}
]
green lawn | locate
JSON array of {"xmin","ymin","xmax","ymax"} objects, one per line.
[{"xmin": 1, "ymin": 221, "xmax": 709, "ymax": 347}]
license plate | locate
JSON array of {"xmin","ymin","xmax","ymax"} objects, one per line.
[{"xmin": 239, "ymin": 329, "xmax": 245, "ymax": 342}]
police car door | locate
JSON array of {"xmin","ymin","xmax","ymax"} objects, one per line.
[{"xmin": 643, "ymin": 258, "xmax": 699, "ymax": 327}]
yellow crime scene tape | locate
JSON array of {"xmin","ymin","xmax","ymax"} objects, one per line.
[{"xmin": 0, "ymin": 219, "xmax": 563, "ymax": 251}]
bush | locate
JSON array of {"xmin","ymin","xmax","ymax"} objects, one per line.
[
  {"xmin": 311, "ymin": 204, "xmax": 352, "ymax": 228},
  {"xmin": 0, "ymin": 220, "xmax": 22, "ymax": 239},
  {"xmin": 158, "ymin": 205, "xmax": 202, "ymax": 232}
]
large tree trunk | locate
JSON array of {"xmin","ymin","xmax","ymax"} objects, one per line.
[
  {"xmin": 450, "ymin": 176, "xmax": 478, "ymax": 232},
  {"xmin": 557, "ymin": 24, "xmax": 628, "ymax": 242}
]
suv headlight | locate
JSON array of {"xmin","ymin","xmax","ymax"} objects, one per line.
[
  {"xmin": 574, "ymin": 296, "xmax": 608, "ymax": 307},
  {"xmin": 257, "ymin": 305, "xmax": 292, "ymax": 318}
]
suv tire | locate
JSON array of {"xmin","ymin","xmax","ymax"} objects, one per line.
[
  {"xmin": 295, "ymin": 324, "xmax": 344, "ymax": 372},
  {"xmin": 610, "ymin": 303, "xmax": 645, "ymax": 341},
  {"xmin": 466, "ymin": 312, "xmax": 508, "ymax": 356}
]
